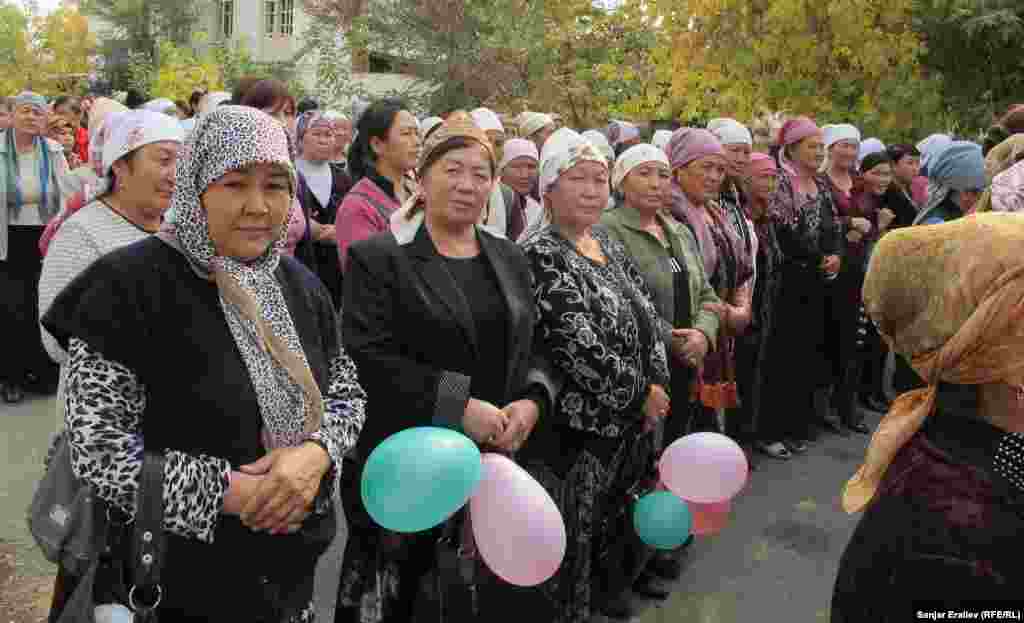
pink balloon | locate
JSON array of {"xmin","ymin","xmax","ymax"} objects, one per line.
[
  {"xmin": 470, "ymin": 454, "xmax": 567, "ymax": 586},
  {"xmin": 689, "ymin": 500, "xmax": 731, "ymax": 536},
  {"xmin": 659, "ymin": 432, "xmax": 748, "ymax": 503}
]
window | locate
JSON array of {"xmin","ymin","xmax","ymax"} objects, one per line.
[
  {"xmin": 265, "ymin": 0, "xmax": 294, "ymax": 36},
  {"xmin": 220, "ymin": 0, "xmax": 234, "ymax": 38}
]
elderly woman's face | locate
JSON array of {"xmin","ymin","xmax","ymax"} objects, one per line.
[
  {"xmin": 830, "ymin": 140, "xmax": 858, "ymax": 171},
  {"xmin": 422, "ymin": 144, "xmax": 494, "ymax": 229},
  {"xmin": 722, "ymin": 143, "xmax": 752, "ymax": 179},
  {"xmin": 546, "ymin": 160, "xmax": 610, "ymax": 230},
  {"xmin": 794, "ymin": 133, "xmax": 826, "ymax": 171},
  {"xmin": 862, "ymin": 163, "xmax": 893, "ymax": 196},
  {"xmin": 302, "ymin": 122, "xmax": 335, "ymax": 161},
  {"xmin": 501, "ymin": 156, "xmax": 538, "ymax": 196},
  {"xmin": 622, "ymin": 162, "xmax": 670, "ymax": 214},
  {"xmin": 675, "ymin": 155, "xmax": 727, "ymax": 205},
  {"xmin": 13, "ymin": 104, "xmax": 47, "ymax": 137},
  {"xmin": 201, "ymin": 163, "xmax": 292, "ymax": 260},
  {"xmin": 112, "ymin": 141, "xmax": 182, "ymax": 217}
]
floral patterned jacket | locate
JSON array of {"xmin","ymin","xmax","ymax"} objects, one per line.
[{"xmin": 523, "ymin": 225, "xmax": 670, "ymax": 438}]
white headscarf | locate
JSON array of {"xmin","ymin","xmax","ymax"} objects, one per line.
[
  {"xmin": 518, "ymin": 112, "xmax": 554, "ymax": 138},
  {"xmin": 707, "ymin": 118, "xmax": 753, "ymax": 146},
  {"xmin": 141, "ymin": 98, "xmax": 176, "ymax": 115},
  {"xmin": 539, "ymin": 128, "xmax": 608, "ymax": 196},
  {"xmin": 499, "ymin": 138, "xmax": 539, "ymax": 173},
  {"xmin": 858, "ymin": 138, "xmax": 887, "ymax": 169},
  {"xmin": 420, "ymin": 116, "xmax": 444, "ymax": 137},
  {"xmin": 652, "ymin": 130, "xmax": 674, "ymax": 152},
  {"xmin": 822, "ymin": 123, "xmax": 861, "ymax": 150},
  {"xmin": 87, "ymin": 110, "xmax": 185, "ymax": 203},
  {"xmin": 470, "ymin": 108, "xmax": 504, "ymax": 134},
  {"xmin": 580, "ymin": 129, "xmax": 614, "ymax": 163},
  {"xmin": 612, "ymin": 144, "xmax": 669, "ymax": 190}
]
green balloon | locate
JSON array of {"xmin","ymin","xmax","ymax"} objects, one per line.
[
  {"xmin": 633, "ymin": 491, "xmax": 692, "ymax": 550},
  {"xmin": 361, "ymin": 427, "xmax": 482, "ymax": 533}
]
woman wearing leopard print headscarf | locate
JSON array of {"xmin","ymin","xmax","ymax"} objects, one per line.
[{"xmin": 42, "ymin": 106, "xmax": 367, "ymax": 621}]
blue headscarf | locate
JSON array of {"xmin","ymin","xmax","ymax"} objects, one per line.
[
  {"xmin": 927, "ymin": 141, "xmax": 985, "ymax": 192},
  {"xmin": 916, "ymin": 133, "xmax": 953, "ymax": 177},
  {"xmin": 5, "ymin": 92, "xmax": 56, "ymax": 220}
]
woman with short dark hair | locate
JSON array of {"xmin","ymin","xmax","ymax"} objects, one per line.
[{"xmin": 334, "ymin": 98, "xmax": 420, "ymax": 270}]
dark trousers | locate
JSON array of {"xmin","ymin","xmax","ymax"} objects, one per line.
[{"xmin": 1, "ymin": 225, "xmax": 57, "ymax": 387}]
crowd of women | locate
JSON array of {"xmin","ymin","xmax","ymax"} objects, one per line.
[{"xmin": 4, "ymin": 80, "xmax": 1024, "ymax": 622}]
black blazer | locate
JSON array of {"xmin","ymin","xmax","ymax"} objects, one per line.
[{"xmin": 342, "ymin": 221, "xmax": 559, "ymax": 463}]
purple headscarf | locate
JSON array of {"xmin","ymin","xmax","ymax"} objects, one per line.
[{"xmin": 667, "ymin": 128, "xmax": 727, "ymax": 275}]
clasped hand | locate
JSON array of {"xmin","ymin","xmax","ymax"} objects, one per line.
[
  {"xmin": 462, "ymin": 398, "xmax": 539, "ymax": 453},
  {"xmin": 224, "ymin": 442, "xmax": 331, "ymax": 535}
]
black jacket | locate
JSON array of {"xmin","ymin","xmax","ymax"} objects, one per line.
[{"xmin": 342, "ymin": 221, "xmax": 559, "ymax": 464}]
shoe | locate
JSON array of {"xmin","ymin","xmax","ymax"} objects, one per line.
[
  {"xmin": 756, "ymin": 441, "xmax": 792, "ymax": 460},
  {"xmin": 844, "ymin": 421, "xmax": 870, "ymax": 434},
  {"xmin": 1, "ymin": 383, "xmax": 25, "ymax": 404},
  {"xmin": 600, "ymin": 592, "xmax": 637, "ymax": 619},
  {"xmin": 647, "ymin": 553, "xmax": 682, "ymax": 581},
  {"xmin": 633, "ymin": 573, "xmax": 671, "ymax": 600},
  {"xmin": 784, "ymin": 439, "xmax": 808, "ymax": 454}
]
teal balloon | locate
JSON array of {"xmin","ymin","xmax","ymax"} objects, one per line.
[
  {"xmin": 361, "ymin": 427, "xmax": 482, "ymax": 533},
  {"xmin": 633, "ymin": 491, "xmax": 692, "ymax": 550}
]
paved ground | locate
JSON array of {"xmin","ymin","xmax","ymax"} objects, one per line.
[{"xmin": 1, "ymin": 394, "xmax": 876, "ymax": 622}]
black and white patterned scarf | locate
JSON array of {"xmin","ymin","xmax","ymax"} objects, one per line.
[{"xmin": 157, "ymin": 106, "xmax": 322, "ymax": 450}]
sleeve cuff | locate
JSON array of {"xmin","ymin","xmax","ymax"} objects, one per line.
[{"xmin": 432, "ymin": 370, "xmax": 471, "ymax": 431}]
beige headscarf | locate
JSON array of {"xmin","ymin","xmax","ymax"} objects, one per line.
[{"xmin": 843, "ymin": 213, "xmax": 1024, "ymax": 512}]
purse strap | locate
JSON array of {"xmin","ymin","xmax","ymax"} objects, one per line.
[{"xmin": 129, "ymin": 452, "xmax": 166, "ymax": 617}]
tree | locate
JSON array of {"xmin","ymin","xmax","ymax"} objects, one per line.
[
  {"xmin": 0, "ymin": 1, "xmax": 30, "ymax": 94},
  {"xmin": 913, "ymin": 0, "xmax": 1024, "ymax": 135},
  {"xmin": 648, "ymin": 0, "xmax": 941, "ymax": 140},
  {"xmin": 36, "ymin": 8, "xmax": 97, "ymax": 93},
  {"xmin": 534, "ymin": 0, "xmax": 664, "ymax": 128},
  {"xmin": 81, "ymin": 0, "xmax": 204, "ymax": 91}
]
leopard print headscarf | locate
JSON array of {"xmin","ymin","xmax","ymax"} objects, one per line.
[{"xmin": 158, "ymin": 106, "xmax": 323, "ymax": 449}]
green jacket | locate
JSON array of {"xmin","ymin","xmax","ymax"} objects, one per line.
[{"xmin": 602, "ymin": 205, "xmax": 720, "ymax": 346}]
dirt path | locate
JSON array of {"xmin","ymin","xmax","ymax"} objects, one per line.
[{"xmin": 0, "ymin": 541, "xmax": 52, "ymax": 623}]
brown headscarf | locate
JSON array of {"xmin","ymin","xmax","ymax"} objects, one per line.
[
  {"xmin": 843, "ymin": 213, "xmax": 1024, "ymax": 512},
  {"xmin": 403, "ymin": 110, "xmax": 495, "ymax": 221}
]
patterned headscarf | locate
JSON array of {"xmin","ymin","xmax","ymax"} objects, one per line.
[
  {"xmin": 157, "ymin": 106, "xmax": 322, "ymax": 449},
  {"xmin": 984, "ymin": 134, "xmax": 1024, "ymax": 183},
  {"xmin": 916, "ymin": 133, "xmax": 953, "ymax": 177},
  {"xmin": 539, "ymin": 127, "xmax": 608, "ymax": 196},
  {"xmin": 580, "ymin": 130, "xmax": 614, "ymax": 163},
  {"xmin": 294, "ymin": 110, "xmax": 333, "ymax": 158},
  {"xmin": 844, "ymin": 213, "xmax": 1024, "ymax": 512},
  {"xmin": 989, "ymin": 160, "xmax": 1024, "ymax": 213}
]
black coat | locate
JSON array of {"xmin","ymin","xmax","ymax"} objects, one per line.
[
  {"xmin": 342, "ymin": 221, "xmax": 559, "ymax": 464},
  {"xmin": 295, "ymin": 163, "xmax": 353, "ymax": 309}
]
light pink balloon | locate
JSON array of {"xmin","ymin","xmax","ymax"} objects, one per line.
[
  {"xmin": 689, "ymin": 500, "xmax": 731, "ymax": 536},
  {"xmin": 659, "ymin": 432, "xmax": 748, "ymax": 503},
  {"xmin": 470, "ymin": 453, "xmax": 567, "ymax": 586}
]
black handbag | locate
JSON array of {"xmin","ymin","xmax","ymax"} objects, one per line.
[{"xmin": 51, "ymin": 452, "xmax": 167, "ymax": 623}]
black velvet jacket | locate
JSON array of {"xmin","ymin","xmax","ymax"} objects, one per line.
[{"xmin": 832, "ymin": 387, "xmax": 1024, "ymax": 621}]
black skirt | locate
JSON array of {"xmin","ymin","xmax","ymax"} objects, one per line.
[{"xmin": 0, "ymin": 225, "xmax": 57, "ymax": 386}]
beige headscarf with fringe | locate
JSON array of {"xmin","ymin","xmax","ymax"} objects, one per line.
[{"xmin": 843, "ymin": 213, "xmax": 1024, "ymax": 512}]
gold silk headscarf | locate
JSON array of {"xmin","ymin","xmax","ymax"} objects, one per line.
[{"xmin": 843, "ymin": 213, "xmax": 1024, "ymax": 513}]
